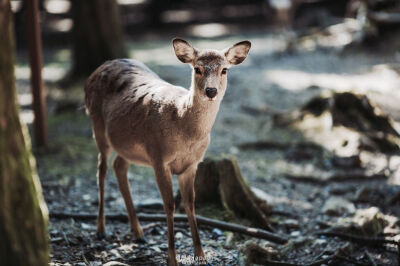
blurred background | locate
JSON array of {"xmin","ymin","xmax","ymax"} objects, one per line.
[{"xmin": 8, "ymin": 0, "xmax": 400, "ymax": 265}]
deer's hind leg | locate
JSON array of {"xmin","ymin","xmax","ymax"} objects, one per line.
[
  {"xmin": 113, "ymin": 155, "xmax": 144, "ymax": 240},
  {"xmin": 92, "ymin": 124, "xmax": 112, "ymax": 238}
]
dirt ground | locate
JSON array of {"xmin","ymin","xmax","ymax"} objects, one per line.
[{"xmin": 16, "ymin": 26, "xmax": 400, "ymax": 265}]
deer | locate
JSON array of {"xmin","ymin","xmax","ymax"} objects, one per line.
[{"xmin": 84, "ymin": 38, "xmax": 251, "ymax": 265}]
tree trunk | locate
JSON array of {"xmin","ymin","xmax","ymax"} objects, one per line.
[
  {"xmin": 0, "ymin": 1, "xmax": 49, "ymax": 265},
  {"xmin": 70, "ymin": 0, "xmax": 126, "ymax": 77}
]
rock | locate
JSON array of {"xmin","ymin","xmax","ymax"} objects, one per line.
[
  {"xmin": 150, "ymin": 245, "xmax": 162, "ymax": 253},
  {"xmin": 103, "ymin": 262, "xmax": 129, "ymax": 266},
  {"xmin": 212, "ymin": 228, "xmax": 223, "ymax": 239},
  {"xmin": 88, "ymin": 262, "xmax": 102, "ymax": 266},
  {"xmin": 282, "ymin": 219, "xmax": 300, "ymax": 230},
  {"xmin": 159, "ymin": 243, "xmax": 168, "ymax": 251},
  {"xmin": 243, "ymin": 241, "xmax": 280, "ymax": 265},
  {"xmin": 81, "ymin": 223, "xmax": 92, "ymax": 230},
  {"xmin": 105, "ymin": 243, "xmax": 118, "ymax": 250},
  {"xmin": 149, "ymin": 227, "xmax": 161, "ymax": 235},
  {"xmin": 354, "ymin": 186, "xmax": 373, "ymax": 202},
  {"xmin": 322, "ymin": 196, "xmax": 355, "ymax": 216},
  {"xmin": 311, "ymin": 238, "xmax": 327, "ymax": 249},
  {"xmin": 224, "ymin": 232, "xmax": 234, "ymax": 247},
  {"xmin": 353, "ymin": 207, "xmax": 388, "ymax": 235},
  {"xmin": 331, "ymin": 155, "xmax": 361, "ymax": 169},
  {"xmin": 290, "ymin": 231, "xmax": 301, "ymax": 237},
  {"xmin": 280, "ymin": 236, "xmax": 313, "ymax": 256},
  {"xmin": 175, "ymin": 232, "xmax": 183, "ymax": 239}
]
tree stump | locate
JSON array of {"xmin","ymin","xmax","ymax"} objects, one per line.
[
  {"xmin": 182, "ymin": 155, "xmax": 273, "ymax": 231},
  {"xmin": 274, "ymin": 92, "xmax": 400, "ymax": 154}
]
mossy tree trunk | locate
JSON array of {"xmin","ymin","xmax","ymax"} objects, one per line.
[
  {"xmin": 0, "ymin": 1, "xmax": 49, "ymax": 265},
  {"xmin": 70, "ymin": 0, "xmax": 126, "ymax": 78}
]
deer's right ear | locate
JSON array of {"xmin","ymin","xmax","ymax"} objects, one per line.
[{"xmin": 173, "ymin": 38, "xmax": 196, "ymax": 64}]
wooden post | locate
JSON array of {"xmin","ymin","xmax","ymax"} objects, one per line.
[{"xmin": 25, "ymin": 0, "xmax": 47, "ymax": 146}]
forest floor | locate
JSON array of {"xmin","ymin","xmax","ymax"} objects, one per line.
[{"xmin": 16, "ymin": 25, "xmax": 400, "ymax": 265}]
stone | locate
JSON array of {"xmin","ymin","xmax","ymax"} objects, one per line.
[
  {"xmin": 103, "ymin": 262, "xmax": 129, "ymax": 266},
  {"xmin": 290, "ymin": 231, "xmax": 301, "ymax": 237},
  {"xmin": 353, "ymin": 207, "xmax": 388, "ymax": 235},
  {"xmin": 354, "ymin": 186, "xmax": 372, "ymax": 202},
  {"xmin": 243, "ymin": 240, "xmax": 280, "ymax": 265},
  {"xmin": 322, "ymin": 196, "xmax": 355, "ymax": 216},
  {"xmin": 175, "ymin": 232, "xmax": 183, "ymax": 239},
  {"xmin": 282, "ymin": 219, "xmax": 300, "ymax": 229},
  {"xmin": 212, "ymin": 228, "xmax": 223, "ymax": 239}
]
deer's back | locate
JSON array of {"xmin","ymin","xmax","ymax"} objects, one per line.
[{"xmin": 85, "ymin": 59, "xmax": 196, "ymax": 167}]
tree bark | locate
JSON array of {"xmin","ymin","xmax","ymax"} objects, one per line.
[
  {"xmin": 193, "ymin": 155, "xmax": 273, "ymax": 231},
  {"xmin": 70, "ymin": 0, "xmax": 126, "ymax": 77},
  {"xmin": 0, "ymin": 1, "xmax": 49, "ymax": 265}
]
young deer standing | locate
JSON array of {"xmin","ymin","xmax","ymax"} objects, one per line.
[{"xmin": 85, "ymin": 38, "xmax": 251, "ymax": 265}]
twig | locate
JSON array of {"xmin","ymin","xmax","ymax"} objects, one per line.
[
  {"xmin": 50, "ymin": 212, "xmax": 288, "ymax": 244},
  {"xmin": 136, "ymin": 202, "xmax": 164, "ymax": 211},
  {"xmin": 81, "ymin": 252, "xmax": 90, "ymax": 265},
  {"xmin": 316, "ymin": 230, "xmax": 399, "ymax": 246},
  {"xmin": 62, "ymin": 232, "xmax": 70, "ymax": 246},
  {"xmin": 286, "ymin": 171, "xmax": 387, "ymax": 185},
  {"xmin": 305, "ymin": 249, "xmax": 341, "ymax": 266},
  {"xmin": 270, "ymin": 210, "xmax": 298, "ymax": 218},
  {"xmin": 141, "ymin": 222, "xmax": 159, "ymax": 233},
  {"xmin": 237, "ymin": 141, "xmax": 321, "ymax": 151}
]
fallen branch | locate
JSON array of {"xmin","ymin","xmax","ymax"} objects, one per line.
[
  {"xmin": 135, "ymin": 202, "xmax": 164, "ymax": 211},
  {"xmin": 50, "ymin": 212, "xmax": 288, "ymax": 244},
  {"xmin": 237, "ymin": 141, "xmax": 321, "ymax": 151},
  {"xmin": 285, "ymin": 171, "xmax": 387, "ymax": 185},
  {"xmin": 316, "ymin": 230, "xmax": 399, "ymax": 246}
]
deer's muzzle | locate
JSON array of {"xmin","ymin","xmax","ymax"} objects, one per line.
[{"xmin": 205, "ymin": 87, "xmax": 217, "ymax": 99}]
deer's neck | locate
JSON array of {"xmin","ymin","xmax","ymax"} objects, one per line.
[{"xmin": 182, "ymin": 87, "xmax": 221, "ymax": 138}]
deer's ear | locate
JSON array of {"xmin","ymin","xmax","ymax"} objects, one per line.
[
  {"xmin": 172, "ymin": 38, "xmax": 196, "ymax": 64},
  {"xmin": 224, "ymin": 41, "xmax": 251, "ymax": 65}
]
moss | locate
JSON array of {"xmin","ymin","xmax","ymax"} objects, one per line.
[
  {"xmin": 0, "ymin": 2, "xmax": 49, "ymax": 264},
  {"xmin": 34, "ymin": 112, "xmax": 98, "ymax": 181}
]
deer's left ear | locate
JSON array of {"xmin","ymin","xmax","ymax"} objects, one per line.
[{"xmin": 224, "ymin": 41, "xmax": 251, "ymax": 65}]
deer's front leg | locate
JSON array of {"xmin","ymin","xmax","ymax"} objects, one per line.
[
  {"xmin": 153, "ymin": 164, "xmax": 177, "ymax": 266},
  {"xmin": 178, "ymin": 165, "xmax": 206, "ymax": 262}
]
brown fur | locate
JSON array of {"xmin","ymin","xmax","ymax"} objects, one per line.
[{"xmin": 85, "ymin": 38, "xmax": 251, "ymax": 265}]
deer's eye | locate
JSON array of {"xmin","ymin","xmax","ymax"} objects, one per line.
[
  {"xmin": 221, "ymin": 68, "xmax": 228, "ymax": 75},
  {"xmin": 194, "ymin": 67, "xmax": 201, "ymax": 75}
]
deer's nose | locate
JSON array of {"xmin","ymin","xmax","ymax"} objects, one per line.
[{"xmin": 205, "ymin": 87, "xmax": 217, "ymax": 98}]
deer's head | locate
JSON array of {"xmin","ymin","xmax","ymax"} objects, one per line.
[{"xmin": 173, "ymin": 38, "xmax": 251, "ymax": 102}]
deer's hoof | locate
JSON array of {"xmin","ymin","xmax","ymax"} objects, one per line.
[
  {"xmin": 96, "ymin": 232, "xmax": 106, "ymax": 239},
  {"xmin": 167, "ymin": 257, "xmax": 178, "ymax": 266},
  {"xmin": 134, "ymin": 236, "xmax": 148, "ymax": 244}
]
